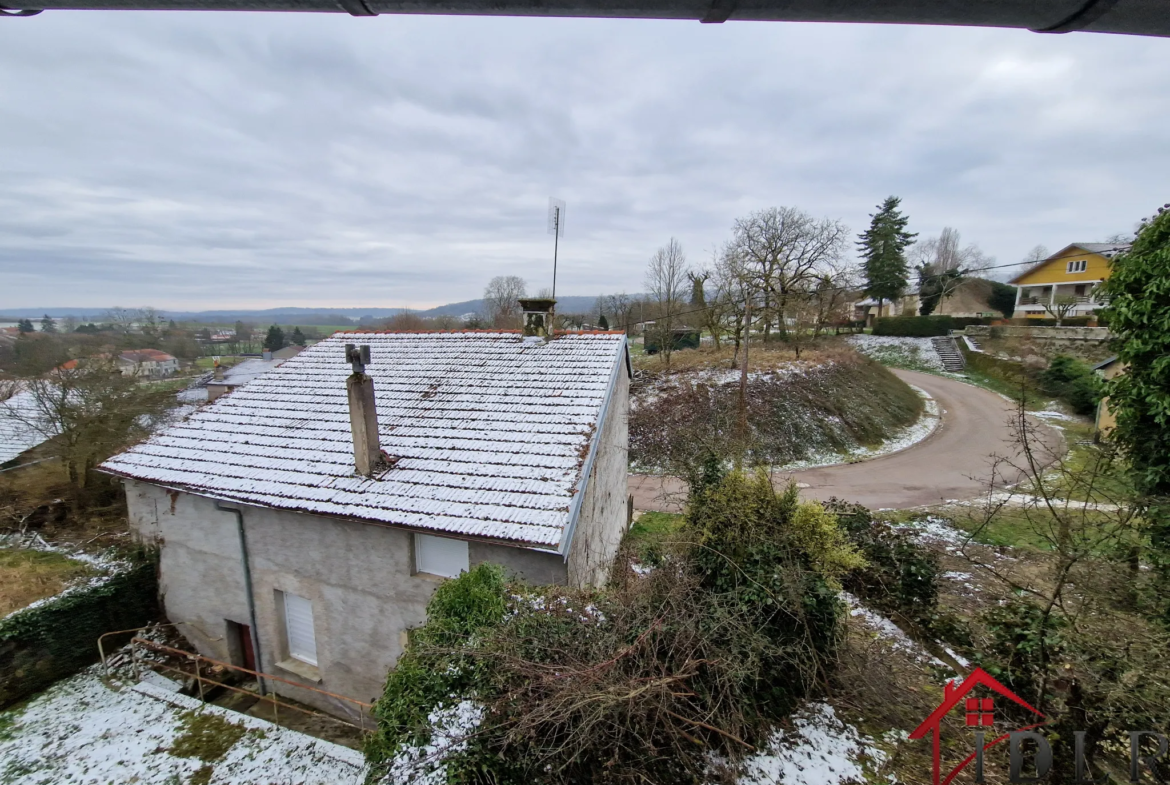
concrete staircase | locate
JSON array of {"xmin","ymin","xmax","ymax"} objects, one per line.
[{"xmin": 931, "ymin": 336, "xmax": 966, "ymax": 372}]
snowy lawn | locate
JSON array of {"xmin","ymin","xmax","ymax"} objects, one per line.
[
  {"xmin": 0, "ymin": 668, "xmax": 367, "ymax": 784},
  {"xmin": 1, "ymin": 533, "xmax": 134, "ymax": 621},
  {"xmin": 847, "ymin": 335, "xmax": 945, "ymax": 372},
  {"xmin": 735, "ymin": 703, "xmax": 888, "ymax": 785}
]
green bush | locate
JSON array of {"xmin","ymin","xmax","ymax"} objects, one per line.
[
  {"xmin": 871, "ymin": 315, "xmax": 990, "ymax": 337},
  {"xmin": 366, "ymin": 471, "xmax": 852, "ymax": 785},
  {"xmin": 825, "ymin": 500, "xmax": 941, "ymax": 629},
  {"xmin": 1039, "ymin": 355, "xmax": 1102, "ymax": 415}
]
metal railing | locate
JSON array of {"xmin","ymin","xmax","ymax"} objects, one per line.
[
  {"xmin": 1019, "ymin": 295, "xmax": 1096, "ymax": 306},
  {"xmin": 98, "ymin": 630, "xmax": 373, "ymax": 733}
]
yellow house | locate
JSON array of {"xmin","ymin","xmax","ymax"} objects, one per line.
[{"xmin": 1009, "ymin": 243, "xmax": 1130, "ymax": 319}]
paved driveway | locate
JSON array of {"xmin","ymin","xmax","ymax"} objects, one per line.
[{"xmin": 628, "ymin": 369, "xmax": 1063, "ymax": 512}]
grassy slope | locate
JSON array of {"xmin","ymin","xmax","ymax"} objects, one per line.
[
  {"xmin": 0, "ymin": 549, "xmax": 97, "ymax": 616},
  {"xmin": 630, "ymin": 345, "xmax": 924, "ymax": 470}
]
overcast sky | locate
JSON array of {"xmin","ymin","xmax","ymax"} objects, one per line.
[{"xmin": 0, "ymin": 12, "xmax": 1166, "ymax": 311}]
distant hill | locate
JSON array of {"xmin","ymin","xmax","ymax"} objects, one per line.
[{"xmin": 0, "ymin": 295, "xmax": 621, "ymax": 325}]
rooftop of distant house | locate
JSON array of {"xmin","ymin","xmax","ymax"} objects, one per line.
[{"xmin": 119, "ymin": 349, "xmax": 178, "ymax": 363}]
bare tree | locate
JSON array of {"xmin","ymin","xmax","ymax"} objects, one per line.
[
  {"xmin": 645, "ymin": 238, "xmax": 689, "ymax": 367},
  {"xmin": 1024, "ymin": 244, "xmax": 1050, "ymax": 264},
  {"xmin": 911, "ymin": 228, "xmax": 994, "ymax": 314},
  {"xmin": 728, "ymin": 207, "xmax": 848, "ymax": 338},
  {"xmin": 0, "ymin": 357, "xmax": 176, "ymax": 505},
  {"xmin": 711, "ymin": 244, "xmax": 753, "ymax": 364},
  {"xmin": 483, "ymin": 276, "xmax": 527, "ymax": 328},
  {"xmin": 602, "ymin": 293, "xmax": 636, "ymax": 334},
  {"xmin": 1042, "ymin": 294, "xmax": 1080, "ymax": 326},
  {"xmin": 382, "ymin": 310, "xmax": 428, "ymax": 331}
]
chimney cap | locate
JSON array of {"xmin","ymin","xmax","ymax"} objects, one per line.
[
  {"xmin": 346, "ymin": 343, "xmax": 371, "ymax": 373},
  {"xmin": 518, "ymin": 298, "xmax": 557, "ymax": 312}
]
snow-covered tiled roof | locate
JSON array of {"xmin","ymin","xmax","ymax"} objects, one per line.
[
  {"xmin": 101, "ymin": 331, "xmax": 628, "ymax": 550},
  {"xmin": 0, "ymin": 389, "xmax": 57, "ymax": 465}
]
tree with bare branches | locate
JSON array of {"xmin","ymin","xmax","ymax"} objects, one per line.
[
  {"xmin": 483, "ymin": 275, "xmax": 527, "ymax": 328},
  {"xmin": 644, "ymin": 238, "xmax": 689, "ymax": 367},
  {"xmin": 730, "ymin": 207, "xmax": 849, "ymax": 337}
]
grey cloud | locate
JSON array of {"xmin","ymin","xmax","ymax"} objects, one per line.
[{"xmin": 0, "ymin": 14, "xmax": 1167, "ymax": 309}]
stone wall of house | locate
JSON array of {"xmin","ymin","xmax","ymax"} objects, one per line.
[
  {"xmin": 567, "ymin": 359, "xmax": 630, "ymax": 588},
  {"xmin": 122, "ymin": 480, "xmax": 567, "ymax": 718}
]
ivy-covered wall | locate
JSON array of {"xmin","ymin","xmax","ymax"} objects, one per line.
[{"xmin": 0, "ymin": 556, "xmax": 159, "ymax": 707}]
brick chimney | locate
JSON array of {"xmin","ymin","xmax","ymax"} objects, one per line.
[
  {"xmin": 345, "ymin": 344, "xmax": 386, "ymax": 477},
  {"xmin": 518, "ymin": 298, "xmax": 556, "ymax": 342}
]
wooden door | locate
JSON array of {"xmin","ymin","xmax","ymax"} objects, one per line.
[{"xmin": 238, "ymin": 623, "xmax": 256, "ymax": 672}]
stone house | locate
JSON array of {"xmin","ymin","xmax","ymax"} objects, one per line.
[
  {"xmin": 100, "ymin": 302, "xmax": 630, "ymax": 721},
  {"xmin": 118, "ymin": 349, "xmax": 180, "ymax": 378}
]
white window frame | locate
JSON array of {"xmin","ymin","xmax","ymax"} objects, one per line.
[
  {"xmin": 282, "ymin": 592, "xmax": 318, "ymax": 666},
  {"xmin": 1066, "ymin": 260, "xmax": 1087, "ymax": 274},
  {"xmin": 415, "ymin": 534, "xmax": 470, "ymax": 579}
]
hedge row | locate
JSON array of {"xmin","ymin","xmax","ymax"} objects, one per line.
[
  {"xmin": 872, "ymin": 315, "xmax": 993, "ymax": 337},
  {"xmin": 0, "ymin": 552, "xmax": 159, "ymax": 707}
]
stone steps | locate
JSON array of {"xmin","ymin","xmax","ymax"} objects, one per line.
[{"xmin": 931, "ymin": 336, "xmax": 966, "ymax": 372}]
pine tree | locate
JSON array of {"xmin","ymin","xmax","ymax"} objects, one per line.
[
  {"xmin": 17, "ymin": 318, "xmax": 34, "ymax": 333},
  {"xmin": 264, "ymin": 325, "xmax": 286, "ymax": 351},
  {"xmin": 598, "ymin": 314, "xmax": 609, "ymax": 330},
  {"xmin": 291, "ymin": 327, "xmax": 306, "ymax": 346},
  {"xmin": 857, "ymin": 197, "xmax": 916, "ymax": 318},
  {"xmin": 40, "ymin": 314, "xmax": 57, "ymax": 333}
]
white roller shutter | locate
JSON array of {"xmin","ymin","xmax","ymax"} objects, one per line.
[
  {"xmin": 283, "ymin": 592, "xmax": 318, "ymax": 665},
  {"xmin": 416, "ymin": 534, "xmax": 469, "ymax": 579}
]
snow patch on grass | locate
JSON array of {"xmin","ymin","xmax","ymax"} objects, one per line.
[
  {"xmin": 0, "ymin": 667, "xmax": 366, "ymax": 784},
  {"xmin": 387, "ymin": 700, "xmax": 484, "ymax": 785},
  {"xmin": 840, "ymin": 592, "xmax": 947, "ymax": 669},
  {"xmin": 1, "ymin": 533, "xmax": 134, "ymax": 621},
  {"xmin": 847, "ymin": 335, "xmax": 945, "ymax": 372},
  {"xmin": 774, "ymin": 384, "xmax": 940, "ymax": 471},
  {"xmin": 736, "ymin": 702, "xmax": 888, "ymax": 785}
]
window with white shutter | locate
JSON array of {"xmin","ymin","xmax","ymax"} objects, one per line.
[
  {"xmin": 415, "ymin": 534, "xmax": 470, "ymax": 579},
  {"xmin": 283, "ymin": 592, "xmax": 318, "ymax": 665}
]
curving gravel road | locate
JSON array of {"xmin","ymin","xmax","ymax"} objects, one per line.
[{"xmin": 628, "ymin": 369, "xmax": 1063, "ymax": 513}]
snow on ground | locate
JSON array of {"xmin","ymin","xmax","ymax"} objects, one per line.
[
  {"xmin": 736, "ymin": 702, "xmax": 888, "ymax": 785},
  {"xmin": 840, "ymin": 592, "xmax": 947, "ymax": 669},
  {"xmin": 1, "ymin": 533, "xmax": 134, "ymax": 621},
  {"xmin": 846, "ymin": 335, "xmax": 945, "ymax": 372},
  {"xmin": 387, "ymin": 700, "xmax": 484, "ymax": 785},
  {"xmin": 0, "ymin": 667, "xmax": 367, "ymax": 784},
  {"xmin": 775, "ymin": 385, "xmax": 940, "ymax": 472},
  {"xmin": 1032, "ymin": 409, "xmax": 1079, "ymax": 422},
  {"xmin": 893, "ymin": 515, "xmax": 970, "ymax": 553}
]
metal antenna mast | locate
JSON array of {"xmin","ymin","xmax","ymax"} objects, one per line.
[{"xmin": 547, "ymin": 197, "xmax": 566, "ymax": 299}]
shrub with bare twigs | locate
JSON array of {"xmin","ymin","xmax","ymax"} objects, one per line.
[{"xmin": 365, "ymin": 470, "xmax": 854, "ymax": 784}]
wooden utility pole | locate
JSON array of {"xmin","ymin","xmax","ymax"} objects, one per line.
[{"xmin": 738, "ymin": 295, "xmax": 751, "ymax": 446}]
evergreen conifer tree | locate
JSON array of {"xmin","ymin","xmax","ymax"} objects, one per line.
[
  {"xmin": 263, "ymin": 325, "xmax": 286, "ymax": 351},
  {"xmin": 17, "ymin": 318, "xmax": 35, "ymax": 333},
  {"xmin": 857, "ymin": 197, "xmax": 916, "ymax": 318},
  {"xmin": 40, "ymin": 314, "xmax": 57, "ymax": 333},
  {"xmin": 291, "ymin": 327, "xmax": 306, "ymax": 346}
]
